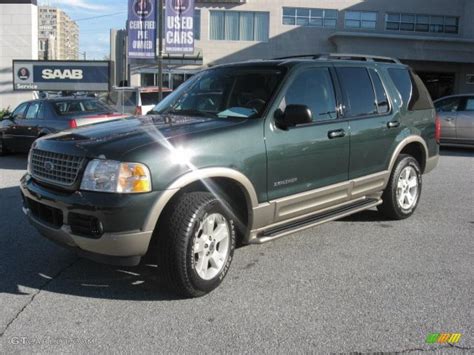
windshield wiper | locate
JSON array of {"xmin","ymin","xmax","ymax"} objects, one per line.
[
  {"xmin": 167, "ymin": 109, "xmax": 217, "ymax": 118},
  {"xmin": 147, "ymin": 110, "xmax": 159, "ymax": 115}
]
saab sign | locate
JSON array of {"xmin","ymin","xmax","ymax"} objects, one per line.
[{"xmin": 13, "ymin": 60, "xmax": 110, "ymax": 91}]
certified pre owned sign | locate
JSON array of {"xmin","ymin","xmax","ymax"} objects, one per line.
[{"xmin": 13, "ymin": 60, "xmax": 110, "ymax": 92}]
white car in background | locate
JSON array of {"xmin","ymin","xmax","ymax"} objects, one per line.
[{"xmin": 103, "ymin": 86, "xmax": 173, "ymax": 115}]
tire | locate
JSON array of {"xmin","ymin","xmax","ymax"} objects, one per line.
[
  {"xmin": 156, "ymin": 192, "xmax": 236, "ymax": 298},
  {"xmin": 378, "ymin": 154, "xmax": 422, "ymax": 220},
  {"xmin": 0, "ymin": 136, "xmax": 8, "ymax": 156}
]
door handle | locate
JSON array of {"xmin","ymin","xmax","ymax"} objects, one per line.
[
  {"xmin": 445, "ymin": 118, "xmax": 454, "ymax": 122},
  {"xmin": 387, "ymin": 120, "xmax": 400, "ymax": 128},
  {"xmin": 328, "ymin": 129, "xmax": 346, "ymax": 139}
]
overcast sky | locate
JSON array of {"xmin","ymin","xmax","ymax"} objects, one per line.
[{"xmin": 39, "ymin": 0, "xmax": 128, "ymax": 59}]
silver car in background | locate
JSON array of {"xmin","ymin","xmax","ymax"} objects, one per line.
[{"xmin": 434, "ymin": 94, "xmax": 474, "ymax": 148}]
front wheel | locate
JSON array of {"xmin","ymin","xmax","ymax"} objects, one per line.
[
  {"xmin": 156, "ymin": 192, "xmax": 236, "ymax": 298},
  {"xmin": 378, "ymin": 154, "xmax": 422, "ymax": 220}
]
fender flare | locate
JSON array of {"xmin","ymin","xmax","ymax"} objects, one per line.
[
  {"xmin": 388, "ymin": 135, "xmax": 429, "ymax": 174},
  {"xmin": 142, "ymin": 167, "xmax": 259, "ymax": 232}
]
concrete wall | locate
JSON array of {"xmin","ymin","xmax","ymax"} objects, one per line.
[
  {"xmin": 0, "ymin": 0, "xmax": 38, "ymax": 110},
  {"xmin": 193, "ymin": 0, "xmax": 473, "ymax": 66},
  {"xmin": 126, "ymin": 0, "xmax": 474, "ymax": 95}
]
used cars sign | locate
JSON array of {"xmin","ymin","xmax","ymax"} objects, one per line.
[{"xmin": 13, "ymin": 60, "xmax": 110, "ymax": 91}]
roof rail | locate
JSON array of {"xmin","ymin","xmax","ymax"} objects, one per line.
[{"xmin": 274, "ymin": 53, "xmax": 401, "ymax": 64}]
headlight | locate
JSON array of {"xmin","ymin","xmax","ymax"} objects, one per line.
[{"xmin": 80, "ymin": 159, "xmax": 151, "ymax": 193}]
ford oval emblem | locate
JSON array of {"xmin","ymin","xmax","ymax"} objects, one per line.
[{"xmin": 44, "ymin": 161, "xmax": 55, "ymax": 172}]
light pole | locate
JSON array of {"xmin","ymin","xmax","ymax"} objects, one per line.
[{"xmin": 157, "ymin": 0, "xmax": 164, "ymax": 101}]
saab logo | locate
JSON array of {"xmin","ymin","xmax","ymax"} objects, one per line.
[
  {"xmin": 18, "ymin": 67, "xmax": 30, "ymax": 80},
  {"xmin": 426, "ymin": 333, "xmax": 462, "ymax": 344},
  {"xmin": 42, "ymin": 69, "xmax": 83, "ymax": 80}
]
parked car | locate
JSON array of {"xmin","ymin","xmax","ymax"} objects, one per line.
[
  {"xmin": 20, "ymin": 54, "xmax": 439, "ymax": 297},
  {"xmin": 0, "ymin": 98, "xmax": 129, "ymax": 154},
  {"xmin": 434, "ymin": 94, "xmax": 474, "ymax": 147},
  {"xmin": 103, "ymin": 86, "xmax": 173, "ymax": 115}
]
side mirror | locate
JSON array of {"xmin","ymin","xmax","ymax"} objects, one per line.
[
  {"xmin": 275, "ymin": 104, "xmax": 312, "ymax": 130},
  {"xmin": 2, "ymin": 114, "xmax": 12, "ymax": 121}
]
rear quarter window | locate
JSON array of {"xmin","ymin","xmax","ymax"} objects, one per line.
[{"xmin": 388, "ymin": 68, "xmax": 433, "ymax": 111}]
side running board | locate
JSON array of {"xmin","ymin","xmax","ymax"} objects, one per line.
[{"xmin": 252, "ymin": 198, "xmax": 382, "ymax": 244}]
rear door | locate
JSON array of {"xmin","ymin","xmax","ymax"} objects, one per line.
[
  {"xmin": 456, "ymin": 96, "xmax": 474, "ymax": 143},
  {"xmin": 435, "ymin": 96, "xmax": 462, "ymax": 140},
  {"xmin": 335, "ymin": 65, "xmax": 399, "ymax": 179}
]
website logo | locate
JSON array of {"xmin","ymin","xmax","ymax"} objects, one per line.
[{"xmin": 426, "ymin": 333, "xmax": 462, "ymax": 344}]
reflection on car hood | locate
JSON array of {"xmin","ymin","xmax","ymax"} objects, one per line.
[{"xmin": 40, "ymin": 114, "xmax": 246, "ymax": 158}]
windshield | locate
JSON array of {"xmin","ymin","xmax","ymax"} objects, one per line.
[{"xmin": 150, "ymin": 67, "xmax": 286, "ymax": 118}]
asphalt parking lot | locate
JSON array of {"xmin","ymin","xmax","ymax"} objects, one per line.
[{"xmin": 0, "ymin": 149, "xmax": 472, "ymax": 353}]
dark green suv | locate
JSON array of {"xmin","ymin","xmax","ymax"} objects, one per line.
[{"xmin": 20, "ymin": 54, "xmax": 439, "ymax": 297}]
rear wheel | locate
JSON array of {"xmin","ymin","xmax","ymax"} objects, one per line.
[
  {"xmin": 378, "ymin": 154, "xmax": 422, "ymax": 220},
  {"xmin": 0, "ymin": 136, "xmax": 9, "ymax": 156},
  {"xmin": 156, "ymin": 192, "xmax": 236, "ymax": 298}
]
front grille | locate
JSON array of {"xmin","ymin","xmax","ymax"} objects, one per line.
[
  {"xmin": 25, "ymin": 197, "xmax": 63, "ymax": 228},
  {"xmin": 31, "ymin": 149, "xmax": 85, "ymax": 187},
  {"xmin": 69, "ymin": 213, "xmax": 103, "ymax": 239}
]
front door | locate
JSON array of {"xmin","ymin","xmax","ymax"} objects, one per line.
[
  {"xmin": 14, "ymin": 101, "xmax": 42, "ymax": 151},
  {"xmin": 265, "ymin": 65, "xmax": 350, "ymax": 205}
]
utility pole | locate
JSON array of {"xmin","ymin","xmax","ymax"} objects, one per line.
[{"xmin": 157, "ymin": 0, "xmax": 164, "ymax": 101}]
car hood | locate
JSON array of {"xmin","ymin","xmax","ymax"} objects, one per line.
[{"xmin": 36, "ymin": 115, "xmax": 247, "ymax": 159}]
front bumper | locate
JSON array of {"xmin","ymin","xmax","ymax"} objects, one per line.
[{"xmin": 20, "ymin": 174, "xmax": 160, "ymax": 266}]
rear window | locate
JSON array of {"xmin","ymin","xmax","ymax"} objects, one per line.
[
  {"xmin": 388, "ymin": 68, "xmax": 433, "ymax": 111},
  {"xmin": 52, "ymin": 100, "xmax": 112, "ymax": 116}
]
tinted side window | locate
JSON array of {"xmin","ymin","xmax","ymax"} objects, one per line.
[
  {"xmin": 464, "ymin": 98, "xmax": 474, "ymax": 111},
  {"xmin": 435, "ymin": 97, "xmax": 461, "ymax": 113},
  {"xmin": 410, "ymin": 71, "xmax": 434, "ymax": 110},
  {"xmin": 25, "ymin": 102, "xmax": 41, "ymax": 120},
  {"xmin": 388, "ymin": 68, "xmax": 433, "ymax": 111},
  {"xmin": 337, "ymin": 67, "xmax": 377, "ymax": 117},
  {"xmin": 388, "ymin": 68, "xmax": 412, "ymax": 108},
  {"xmin": 12, "ymin": 103, "xmax": 29, "ymax": 120},
  {"xmin": 36, "ymin": 103, "xmax": 45, "ymax": 119},
  {"xmin": 280, "ymin": 67, "xmax": 337, "ymax": 121},
  {"xmin": 369, "ymin": 69, "xmax": 389, "ymax": 114}
]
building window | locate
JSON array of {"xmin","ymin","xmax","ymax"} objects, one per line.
[
  {"xmin": 194, "ymin": 10, "xmax": 201, "ymax": 40},
  {"xmin": 210, "ymin": 11, "xmax": 269, "ymax": 41},
  {"xmin": 344, "ymin": 11, "xmax": 377, "ymax": 29},
  {"xmin": 282, "ymin": 7, "xmax": 338, "ymax": 28},
  {"xmin": 385, "ymin": 13, "xmax": 459, "ymax": 34}
]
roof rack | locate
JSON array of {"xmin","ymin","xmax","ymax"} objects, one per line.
[{"xmin": 275, "ymin": 53, "xmax": 401, "ymax": 64}]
